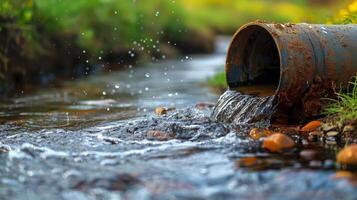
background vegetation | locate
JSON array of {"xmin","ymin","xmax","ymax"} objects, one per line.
[{"xmin": 0, "ymin": 0, "xmax": 355, "ymax": 94}]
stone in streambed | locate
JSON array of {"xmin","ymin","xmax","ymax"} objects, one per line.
[
  {"xmin": 308, "ymin": 131, "xmax": 323, "ymax": 142},
  {"xmin": 343, "ymin": 125, "xmax": 355, "ymax": 133},
  {"xmin": 195, "ymin": 102, "xmax": 215, "ymax": 110},
  {"xmin": 326, "ymin": 131, "xmax": 339, "ymax": 137},
  {"xmin": 262, "ymin": 133, "xmax": 295, "ymax": 153},
  {"xmin": 321, "ymin": 123, "xmax": 338, "ymax": 132},
  {"xmin": 147, "ymin": 130, "xmax": 174, "ymax": 141},
  {"xmin": 249, "ymin": 128, "xmax": 273, "ymax": 140},
  {"xmin": 337, "ymin": 144, "xmax": 357, "ymax": 166},
  {"xmin": 154, "ymin": 107, "xmax": 175, "ymax": 115},
  {"xmin": 300, "ymin": 150, "xmax": 319, "ymax": 160}
]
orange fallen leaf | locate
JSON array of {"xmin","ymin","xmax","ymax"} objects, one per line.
[
  {"xmin": 300, "ymin": 120, "xmax": 321, "ymax": 132},
  {"xmin": 262, "ymin": 133, "xmax": 295, "ymax": 152},
  {"xmin": 337, "ymin": 144, "xmax": 357, "ymax": 165}
]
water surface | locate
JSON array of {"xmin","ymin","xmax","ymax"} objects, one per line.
[{"xmin": 0, "ymin": 37, "xmax": 356, "ymax": 200}]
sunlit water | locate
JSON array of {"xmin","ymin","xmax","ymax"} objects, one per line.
[{"xmin": 0, "ymin": 37, "xmax": 356, "ymax": 200}]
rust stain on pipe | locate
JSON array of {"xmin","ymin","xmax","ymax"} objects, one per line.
[{"xmin": 225, "ymin": 22, "xmax": 357, "ymax": 121}]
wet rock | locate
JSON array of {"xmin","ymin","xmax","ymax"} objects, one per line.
[
  {"xmin": 147, "ymin": 130, "xmax": 175, "ymax": 141},
  {"xmin": 307, "ymin": 131, "xmax": 323, "ymax": 142},
  {"xmin": 249, "ymin": 128, "xmax": 272, "ymax": 140},
  {"xmin": 73, "ymin": 173, "xmax": 141, "ymax": 191},
  {"xmin": 262, "ymin": 133, "xmax": 295, "ymax": 153},
  {"xmin": 325, "ymin": 137, "xmax": 338, "ymax": 145},
  {"xmin": 195, "ymin": 102, "xmax": 215, "ymax": 110},
  {"xmin": 155, "ymin": 107, "xmax": 168, "ymax": 115},
  {"xmin": 321, "ymin": 123, "xmax": 337, "ymax": 132},
  {"xmin": 343, "ymin": 125, "xmax": 355, "ymax": 133},
  {"xmin": 300, "ymin": 120, "xmax": 321, "ymax": 132},
  {"xmin": 300, "ymin": 150, "xmax": 319, "ymax": 160},
  {"xmin": 337, "ymin": 144, "xmax": 357, "ymax": 166},
  {"xmin": 326, "ymin": 131, "xmax": 339, "ymax": 137},
  {"xmin": 154, "ymin": 107, "xmax": 175, "ymax": 115}
]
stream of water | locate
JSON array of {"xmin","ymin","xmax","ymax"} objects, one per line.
[{"xmin": 0, "ymin": 37, "xmax": 356, "ymax": 200}]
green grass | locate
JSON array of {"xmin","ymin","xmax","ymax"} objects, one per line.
[
  {"xmin": 324, "ymin": 76, "xmax": 357, "ymax": 122},
  {"xmin": 207, "ymin": 71, "xmax": 227, "ymax": 90}
]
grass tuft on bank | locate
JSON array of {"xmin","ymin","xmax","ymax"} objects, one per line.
[
  {"xmin": 324, "ymin": 76, "xmax": 357, "ymax": 123},
  {"xmin": 207, "ymin": 72, "xmax": 227, "ymax": 91}
]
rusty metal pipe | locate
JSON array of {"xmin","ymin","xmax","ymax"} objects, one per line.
[{"xmin": 226, "ymin": 22, "xmax": 357, "ymax": 120}]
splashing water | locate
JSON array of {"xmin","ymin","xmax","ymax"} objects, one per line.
[{"xmin": 211, "ymin": 90, "xmax": 276, "ymax": 125}]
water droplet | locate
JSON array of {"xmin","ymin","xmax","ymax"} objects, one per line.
[
  {"xmin": 155, "ymin": 11, "xmax": 160, "ymax": 17},
  {"xmin": 114, "ymin": 84, "xmax": 120, "ymax": 89},
  {"xmin": 145, "ymin": 73, "xmax": 150, "ymax": 78},
  {"xmin": 114, "ymin": 11, "xmax": 118, "ymax": 14},
  {"xmin": 82, "ymin": 50, "xmax": 86, "ymax": 54},
  {"xmin": 168, "ymin": 93, "xmax": 173, "ymax": 97},
  {"xmin": 98, "ymin": 56, "xmax": 102, "ymax": 60},
  {"xmin": 102, "ymin": 91, "xmax": 107, "ymax": 96},
  {"xmin": 145, "ymin": 87, "xmax": 149, "ymax": 91}
]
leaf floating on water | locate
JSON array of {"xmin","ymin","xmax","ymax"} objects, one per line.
[
  {"xmin": 300, "ymin": 120, "xmax": 321, "ymax": 132},
  {"xmin": 262, "ymin": 133, "xmax": 295, "ymax": 153}
]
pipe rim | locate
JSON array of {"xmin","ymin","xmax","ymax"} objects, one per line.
[{"xmin": 225, "ymin": 22, "xmax": 283, "ymax": 97}]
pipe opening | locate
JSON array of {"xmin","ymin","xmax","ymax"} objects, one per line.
[{"xmin": 226, "ymin": 25, "xmax": 280, "ymax": 96}]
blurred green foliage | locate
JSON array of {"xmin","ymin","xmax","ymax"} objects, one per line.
[
  {"xmin": 0, "ymin": 0, "xmax": 354, "ymax": 91},
  {"xmin": 207, "ymin": 72, "xmax": 227, "ymax": 91},
  {"xmin": 182, "ymin": 0, "xmax": 343, "ymax": 33},
  {"xmin": 33, "ymin": 0, "xmax": 187, "ymax": 56},
  {"xmin": 329, "ymin": 1, "xmax": 357, "ymax": 24}
]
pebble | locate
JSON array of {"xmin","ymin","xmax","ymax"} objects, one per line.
[
  {"xmin": 343, "ymin": 125, "xmax": 355, "ymax": 133},
  {"xmin": 326, "ymin": 131, "xmax": 339, "ymax": 137},
  {"xmin": 300, "ymin": 150, "xmax": 318, "ymax": 160},
  {"xmin": 155, "ymin": 107, "xmax": 167, "ymax": 115},
  {"xmin": 262, "ymin": 133, "xmax": 295, "ymax": 153},
  {"xmin": 154, "ymin": 107, "xmax": 175, "ymax": 115},
  {"xmin": 300, "ymin": 120, "xmax": 321, "ymax": 132},
  {"xmin": 337, "ymin": 144, "xmax": 357, "ymax": 165},
  {"xmin": 147, "ymin": 130, "xmax": 174, "ymax": 141},
  {"xmin": 308, "ymin": 131, "xmax": 323, "ymax": 142},
  {"xmin": 321, "ymin": 123, "xmax": 337, "ymax": 132},
  {"xmin": 195, "ymin": 102, "xmax": 215, "ymax": 110},
  {"xmin": 249, "ymin": 128, "xmax": 273, "ymax": 140}
]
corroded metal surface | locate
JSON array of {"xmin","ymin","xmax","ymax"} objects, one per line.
[{"xmin": 226, "ymin": 22, "xmax": 357, "ymax": 120}]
